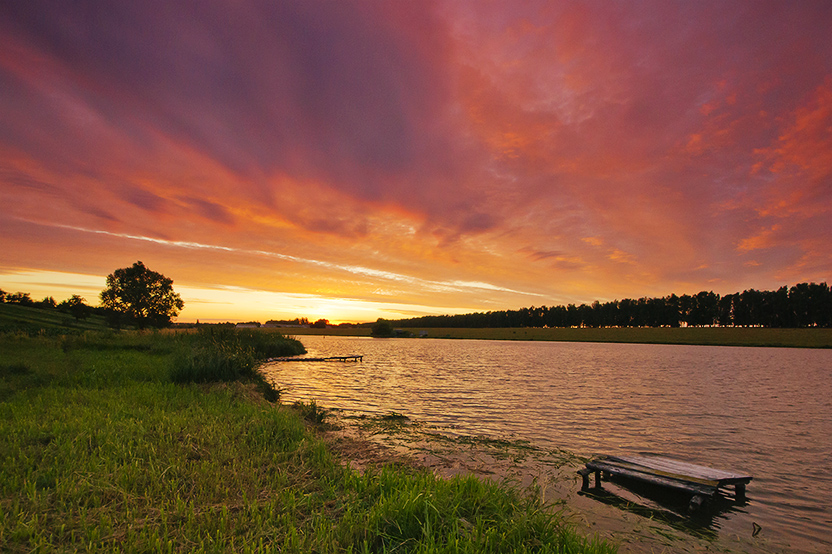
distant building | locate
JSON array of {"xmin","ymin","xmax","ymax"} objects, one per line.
[{"xmin": 235, "ymin": 322, "xmax": 260, "ymax": 329}]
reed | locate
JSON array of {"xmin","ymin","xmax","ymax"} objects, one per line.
[
  {"xmin": 169, "ymin": 327, "xmax": 305, "ymax": 387},
  {"xmin": 293, "ymin": 399, "xmax": 330, "ymax": 425}
]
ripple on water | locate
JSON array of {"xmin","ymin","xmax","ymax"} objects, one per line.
[{"xmin": 263, "ymin": 336, "xmax": 832, "ymax": 553}]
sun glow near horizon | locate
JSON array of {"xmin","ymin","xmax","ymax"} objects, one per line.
[
  {"xmin": 1, "ymin": 2, "xmax": 831, "ymax": 315},
  {"xmin": 0, "ymin": 268, "xmax": 478, "ymax": 324}
]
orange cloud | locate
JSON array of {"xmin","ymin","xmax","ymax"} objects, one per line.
[
  {"xmin": 737, "ymin": 225, "xmax": 783, "ymax": 252},
  {"xmin": 2, "ymin": 1, "xmax": 832, "ymax": 320},
  {"xmin": 766, "ymin": 78, "xmax": 832, "ymax": 177}
]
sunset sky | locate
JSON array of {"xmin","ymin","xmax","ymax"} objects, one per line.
[{"xmin": 1, "ymin": 1, "xmax": 831, "ymax": 323}]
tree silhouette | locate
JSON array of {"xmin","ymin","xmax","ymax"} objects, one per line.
[
  {"xmin": 6, "ymin": 292, "xmax": 33, "ymax": 306},
  {"xmin": 37, "ymin": 296, "xmax": 57, "ymax": 309},
  {"xmin": 371, "ymin": 318, "xmax": 394, "ymax": 337},
  {"xmin": 100, "ymin": 261, "xmax": 184, "ymax": 328},
  {"xmin": 59, "ymin": 295, "xmax": 92, "ymax": 321},
  {"xmin": 390, "ymin": 282, "xmax": 831, "ymax": 329}
]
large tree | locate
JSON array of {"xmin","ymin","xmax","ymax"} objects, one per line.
[{"xmin": 100, "ymin": 261, "xmax": 184, "ymax": 328}]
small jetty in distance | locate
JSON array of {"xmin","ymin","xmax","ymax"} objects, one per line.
[{"xmin": 267, "ymin": 355, "xmax": 363, "ymax": 363}]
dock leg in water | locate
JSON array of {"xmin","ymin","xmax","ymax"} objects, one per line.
[
  {"xmin": 688, "ymin": 494, "xmax": 705, "ymax": 513},
  {"xmin": 577, "ymin": 468, "xmax": 603, "ymax": 490}
]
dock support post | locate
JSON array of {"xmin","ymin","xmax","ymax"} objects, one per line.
[
  {"xmin": 578, "ymin": 468, "xmax": 590, "ymax": 490},
  {"xmin": 688, "ymin": 494, "xmax": 705, "ymax": 513},
  {"xmin": 735, "ymin": 483, "xmax": 746, "ymax": 500}
]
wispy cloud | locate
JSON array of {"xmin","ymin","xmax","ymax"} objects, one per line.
[
  {"xmin": 1, "ymin": 0, "xmax": 831, "ymax": 320},
  {"xmin": 25, "ymin": 219, "xmax": 539, "ymax": 299}
]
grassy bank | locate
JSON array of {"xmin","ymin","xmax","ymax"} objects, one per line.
[
  {"xmin": 410, "ymin": 326, "xmax": 832, "ymax": 348},
  {"xmin": 0, "ymin": 303, "xmax": 109, "ymax": 335},
  {"xmin": 290, "ymin": 326, "xmax": 832, "ymax": 348},
  {"xmin": 0, "ymin": 330, "xmax": 614, "ymax": 553}
]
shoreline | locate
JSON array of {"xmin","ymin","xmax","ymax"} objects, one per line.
[
  {"xmin": 268, "ymin": 334, "xmax": 817, "ymax": 553},
  {"xmin": 1, "ymin": 331, "xmax": 616, "ymax": 553},
  {"xmin": 1, "ymin": 329, "xmax": 811, "ymax": 552},
  {"xmin": 284, "ymin": 326, "xmax": 832, "ymax": 349},
  {"xmin": 315, "ymin": 406, "xmax": 796, "ymax": 554}
]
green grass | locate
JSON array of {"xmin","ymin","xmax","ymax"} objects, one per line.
[
  {"xmin": 413, "ymin": 326, "xmax": 832, "ymax": 348},
  {"xmin": 290, "ymin": 326, "xmax": 832, "ymax": 348},
  {"xmin": 0, "ymin": 331, "xmax": 615, "ymax": 553},
  {"xmin": 0, "ymin": 303, "xmax": 109, "ymax": 335},
  {"xmin": 170, "ymin": 328, "xmax": 305, "ymax": 383}
]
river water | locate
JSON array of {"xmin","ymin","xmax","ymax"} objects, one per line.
[{"xmin": 262, "ymin": 336, "xmax": 832, "ymax": 553}]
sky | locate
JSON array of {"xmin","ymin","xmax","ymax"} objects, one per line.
[{"xmin": 1, "ymin": 1, "xmax": 831, "ymax": 323}]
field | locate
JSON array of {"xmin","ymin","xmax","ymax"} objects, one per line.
[
  {"xmin": 0, "ymin": 330, "xmax": 614, "ymax": 553},
  {"xmin": 289, "ymin": 325, "xmax": 832, "ymax": 348},
  {"xmin": 4, "ymin": 302, "xmax": 828, "ymax": 348},
  {"xmin": 0, "ymin": 303, "xmax": 109, "ymax": 334}
]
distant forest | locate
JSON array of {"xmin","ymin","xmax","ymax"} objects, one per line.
[{"xmin": 393, "ymin": 282, "xmax": 832, "ymax": 329}]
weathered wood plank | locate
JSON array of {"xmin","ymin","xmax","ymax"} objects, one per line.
[
  {"xmin": 579, "ymin": 453, "xmax": 752, "ymax": 513},
  {"xmin": 268, "ymin": 355, "xmax": 364, "ymax": 362},
  {"xmin": 608, "ymin": 455, "xmax": 752, "ymax": 484},
  {"xmin": 585, "ymin": 460, "xmax": 719, "ymax": 497},
  {"xmin": 597, "ymin": 458, "xmax": 720, "ymax": 487}
]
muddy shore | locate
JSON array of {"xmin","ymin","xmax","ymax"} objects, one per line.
[{"xmin": 317, "ymin": 408, "xmax": 796, "ymax": 554}]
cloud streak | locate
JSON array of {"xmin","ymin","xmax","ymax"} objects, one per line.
[
  {"xmin": 1, "ymin": 0, "xmax": 831, "ymax": 321},
  {"xmin": 20, "ymin": 218, "xmax": 538, "ymax": 300}
]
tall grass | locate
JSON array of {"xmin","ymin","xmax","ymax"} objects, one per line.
[
  {"xmin": 188, "ymin": 326, "xmax": 307, "ymax": 359},
  {"xmin": 169, "ymin": 327, "xmax": 305, "ymax": 386},
  {"xmin": 338, "ymin": 467, "xmax": 613, "ymax": 553},
  {"xmin": 0, "ymin": 331, "xmax": 615, "ymax": 553}
]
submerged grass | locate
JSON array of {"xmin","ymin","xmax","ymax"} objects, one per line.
[
  {"xmin": 0, "ymin": 330, "xmax": 615, "ymax": 553},
  {"xmin": 349, "ymin": 412, "xmax": 580, "ymax": 473},
  {"xmin": 293, "ymin": 399, "xmax": 330, "ymax": 425}
]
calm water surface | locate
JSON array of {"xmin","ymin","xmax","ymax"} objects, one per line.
[{"xmin": 263, "ymin": 336, "xmax": 832, "ymax": 552}]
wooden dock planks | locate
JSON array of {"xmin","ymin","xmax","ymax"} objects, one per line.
[
  {"xmin": 579, "ymin": 454, "xmax": 752, "ymax": 512},
  {"xmin": 267, "ymin": 355, "xmax": 363, "ymax": 362},
  {"xmin": 607, "ymin": 455, "xmax": 750, "ymax": 484}
]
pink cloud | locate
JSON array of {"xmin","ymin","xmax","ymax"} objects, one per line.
[{"xmin": 1, "ymin": 0, "xmax": 831, "ymax": 317}]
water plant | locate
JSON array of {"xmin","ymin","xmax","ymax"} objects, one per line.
[{"xmin": 293, "ymin": 399, "xmax": 330, "ymax": 424}]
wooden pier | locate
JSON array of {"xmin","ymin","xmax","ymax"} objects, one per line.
[
  {"xmin": 267, "ymin": 355, "xmax": 363, "ymax": 363},
  {"xmin": 578, "ymin": 454, "xmax": 752, "ymax": 512}
]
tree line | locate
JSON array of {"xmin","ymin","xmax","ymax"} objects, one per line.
[
  {"xmin": 392, "ymin": 283, "xmax": 832, "ymax": 329},
  {"xmin": 1, "ymin": 261, "xmax": 184, "ymax": 329},
  {"xmin": 0, "ymin": 290, "xmax": 99, "ymax": 321}
]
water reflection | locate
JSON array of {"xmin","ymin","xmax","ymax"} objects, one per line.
[{"xmin": 262, "ymin": 336, "xmax": 832, "ymax": 553}]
